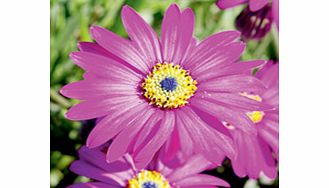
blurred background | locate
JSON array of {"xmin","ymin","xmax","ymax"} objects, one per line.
[{"xmin": 50, "ymin": 0, "xmax": 278, "ymax": 187}]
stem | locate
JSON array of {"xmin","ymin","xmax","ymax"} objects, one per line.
[
  {"xmin": 254, "ymin": 31, "xmax": 272, "ymax": 59},
  {"xmin": 271, "ymin": 26, "xmax": 279, "ymax": 59},
  {"xmin": 50, "ymin": 88, "xmax": 72, "ymax": 109}
]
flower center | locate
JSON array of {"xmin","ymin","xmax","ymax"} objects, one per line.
[
  {"xmin": 127, "ymin": 170, "xmax": 171, "ymax": 188},
  {"xmin": 240, "ymin": 92, "xmax": 265, "ymax": 123},
  {"xmin": 142, "ymin": 63, "xmax": 197, "ymax": 109}
]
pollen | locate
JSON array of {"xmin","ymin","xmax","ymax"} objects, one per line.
[
  {"xmin": 246, "ymin": 111, "xmax": 265, "ymax": 123},
  {"xmin": 141, "ymin": 63, "xmax": 197, "ymax": 109},
  {"xmin": 127, "ymin": 170, "xmax": 171, "ymax": 188},
  {"xmin": 240, "ymin": 92, "xmax": 265, "ymax": 124}
]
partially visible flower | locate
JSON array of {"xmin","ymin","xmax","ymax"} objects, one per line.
[
  {"xmin": 61, "ymin": 4, "xmax": 271, "ymax": 169},
  {"xmin": 224, "ymin": 61, "xmax": 279, "ymax": 179},
  {"xmin": 68, "ymin": 146, "xmax": 230, "ymax": 188},
  {"xmin": 216, "ymin": 0, "xmax": 279, "ymax": 40}
]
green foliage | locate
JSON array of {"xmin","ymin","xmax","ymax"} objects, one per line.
[{"xmin": 50, "ymin": 0, "xmax": 278, "ymax": 187}]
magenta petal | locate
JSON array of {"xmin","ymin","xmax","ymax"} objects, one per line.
[
  {"xmin": 86, "ymin": 100, "xmax": 148, "ymax": 148},
  {"xmin": 69, "ymin": 161, "xmax": 123, "ymax": 186},
  {"xmin": 190, "ymin": 98, "xmax": 257, "ymax": 134},
  {"xmin": 68, "ymin": 182, "xmax": 121, "ymax": 188},
  {"xmin": 90, "ymin": 25, "xmax": 149, "ymax": 73},
  {"xmin": 272, "ymin": 0, "xmax": 279, "ymax": 29},
  {"xmin": 65, "ymin": 99, "xmax": 114, "ymax": 120},
  {"xmin": 184, "ymin": 30, "xmax": 241, "ymax": 70},
  {"xmin": 167, "ymin": 155, "xmax": 212, "ymax": 182},
  {"xmin": 190, "ymin": 42, "xmax": 246, "ymax": 79},
  {"xmin": 121, "ymin": 6, "xmax": 162, "ymax": 68},
  {"xmin": 70, "ymin": 52, "xmax": 141, "ymax": 82},
  {"xmin": 250, "ymin": 0, "xmax": 269, "ymax": 11},
  {"xmin": 60, "ymin": 80, "xmax": 136, "ymax": 100},
  {"xmin": 195, "ymin": 92, "xmax": 274, "ymax": 111},
  {"xmin": 134, "ymin": 111, "xmax": 175, "ymax": 169},
  {"xmin": 78, "ymin": 147, "xmax": 131, "ymax": 174},
  {"xmin": 78, "ymin": 42, "xmax": 123, "ymax": 63},
  {"xmin": 161, "ymin": 4, "xmax": 194, "ymax": 64},
  {"xmin": 177, "ymin": 107, "xmax": 235, "ymax": 162},
  {"xmin": 216, "ymin": 0, "xmax": 248, "ymax": 9},
  {"xmin": 132, "ymin": 111, "xmax": 162, "ymax": 154},
  {"xmin": 105, "ymin": 107, "xmax": 155, "ymax": 163},
  {"xmin": 198, "ymin": 74, "xmax": 266, "ymax": 94},
  {"xmin": 174, "ymin": 174, "xmax": 230, "ymax": 187}
]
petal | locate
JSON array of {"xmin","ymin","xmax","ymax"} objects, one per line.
[
  {"xmin": 90, "ymin": 25, "xmax": 149, "ymax": 73},
  {"xmin": 161, "ymin": 4, "xmax": 194, "ymax": 64},
  {"xmin": 258, "ymin": 118, "xmax": 279, "ymax": 156},
  {"xmin": 65, "ymin": 95, "xmax": 139, "ymax": 120},
  {"xmin": 195, "ymin": 60, "xmax": 266, "ymax": 82},
  {"xmin": 194, "ymin": 92, "xmax": 274, "ymax": 111},
  {"xmin": 177, "ymin": 107, "xmax": 235, "ymax": 163},
  {"xmin": 188, "ymin": 42, "xmax": 246, "ymax": 79},
  {"xmin": 121, "ymin": 6, "xmax": 162, "ymax": 67},
  {"xmin": 78, "ymin": 146, "xmax": 131, "ymax": 173},
  {"xmin": 70, "ymin": 52, "xmax": 142, "ymax": 82},
  {"xmin": 250, "ymin": 0, "xmax": 269, "ymax": 11},
  {"xmin": 78, "ymin": 42, "xmax": 123, "ymax": 63},
  {"xmin": 60, "ymin": 80, "xmax": 137, "ymax": 100},
  {"xmin": 174, "ymin": 174, "xmax": 230, "ymax": 187},
  {"xmin": 198, "ymin": 74, "xmax": 266, "ymax": 94},
  {"xmin": 86, "ymin": 100, "xmax": 148, "ymax": 147},
  {"xmin": 167, "ymin": 155, "xmax": 212, "ymax": 182},
  {"xmin": 190, "ymin": 98, "xmax": 257, "ymax": 134},
  {"xmin": 134, "ymin": 111, "xmax": 175, "ymax": 169},
  {"xmin": 68, "ymin": 182, "xmax": 120, "ymax": 188},
  {"xmin": 184, "ymin": 30, "xmax": 241, "ymax": 69},
  {"xmin": 69, "ymin": 161, "xmax": 124, "ymax": 186},
  {"xmin": 106, "ymin": 107, "xmax": 155, "ymax": 163},
  {"xmin": 216, "ymin": 0, "xmax": 248, "ymax": 9}
]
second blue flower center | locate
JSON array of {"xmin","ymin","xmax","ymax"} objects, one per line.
[{"xmin": 160, "ymin": 77, "xmax": 178, "ymax": 92}]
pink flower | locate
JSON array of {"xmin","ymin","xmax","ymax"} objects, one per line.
[
  {"xmin": 68, "ymin": 146, "xmax": 230, "ymax": 188},
  {"xmin": 226, "ymin": 61, "xmax": 279, "ymax": 179},
  {"xmin": 61, "ymin": 4, "xmax": 271, "ymax": 169}
]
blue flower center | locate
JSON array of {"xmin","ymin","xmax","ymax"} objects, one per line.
[
  {"xmin": 142, "ymin": 181, "xmax": 158, "ymax": 188},
  {"xmin": 160, "ymin": 77, "xmax": 178, "ymax": 92}
]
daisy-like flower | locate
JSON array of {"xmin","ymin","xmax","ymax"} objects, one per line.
[
  {"xmin": 61, "ymin": 4, "xmax": 272, "ymax": 168},
  {"xmin": 223, "ymin": 61, "xmax": 279, "ymax": 179},
  {"xmin": 216, "ymin": 0, "xmax": 279, "ymax": 40},
  {"xmin": 68, "ymin": 146, "xmax": 230, "ymax": 188}
]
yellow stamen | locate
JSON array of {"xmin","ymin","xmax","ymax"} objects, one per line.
[
  {"xmin": 127, "ymin": 170, "xmax": 171, "ymax": 188},
  {"xmin": 141, "ymin": 63, "xmax": 197, "ymax": 109}
]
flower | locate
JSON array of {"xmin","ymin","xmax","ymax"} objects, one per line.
[
  {"xmin": 216, "ymin": 0, "xmax": 279, "ymax": 40},
  {"xmin": 68, "ymin": 146, "xmax": 230, "ymax": 188},
  {"xmin": 224, "ymin": 61, "xmax": 279, "ymax": 179},
  {"xmin": 61, "ymin": 4, "xmax": 271, "ymax": 168}
]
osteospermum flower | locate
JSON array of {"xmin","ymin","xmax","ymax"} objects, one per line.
[
  {"xmin": 68, "ymin": 146, "xmax": 230, "ymax": 188},
  {"xmin": 216, "ymin": 0, "xmax": 279, "ymax": 40},
  {"xmin": 61, "ymin": 4, "xmax": 272, "ymax": 168},
  {"xmin": 223, "ymin": 61, "xmax": 279, "ymax": 179}
]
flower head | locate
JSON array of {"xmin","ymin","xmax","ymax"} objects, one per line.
[
  {"xmin": 61, "ymin": 4, "xmax": 271, "ymax": 168},
  {"xmin": 68, "ymin": 146, "xmax": 230, "ymax": 188}
]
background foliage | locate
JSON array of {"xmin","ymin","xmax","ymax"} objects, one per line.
[{"xmin": 50, "ymin": 0, "xmax": 279, "ymax": 187}]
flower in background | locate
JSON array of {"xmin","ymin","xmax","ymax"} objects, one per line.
[
  {"xmin": 68, "ymin": 146, "xmax": 230, "ymax": 188},
  {"xmin": 223, "ymin": 61, "xmax": 279, "ymax": 179},
  {"xmin": 216, "ymin": 0, "xmax": 279, "ymax": 40},
  {"xmin": 61, "ymin": 4, "xmax": 271, "ymax": 169}
]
